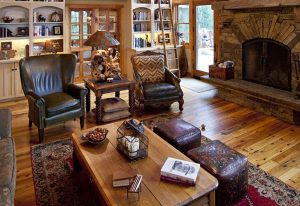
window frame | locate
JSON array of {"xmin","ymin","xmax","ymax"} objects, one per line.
[{"xmin": 175, "ymin": 4, "xmax": 190, "ymax": 45}]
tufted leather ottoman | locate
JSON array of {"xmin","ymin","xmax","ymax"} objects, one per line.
[
  {"xmin": 153, "ymin": 118, "xmax": 201, "ymax": 153},
  {"xmin": 187, "ymin": 140, "xmax": 248, "ymax": 206}
]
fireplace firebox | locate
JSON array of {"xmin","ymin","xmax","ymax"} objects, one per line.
[{"xmin": 242, "ymin": 38, "xmax": 291, "ymax": 91}]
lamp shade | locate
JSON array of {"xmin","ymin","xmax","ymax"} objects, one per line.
[{"xmin": 84, "ymin": 31, "xmax": 120, "ymax": 48}]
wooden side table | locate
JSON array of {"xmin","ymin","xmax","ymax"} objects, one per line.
[{"xmin": 84, "ymin": 78, "xmax": 135, "ymax": 124}]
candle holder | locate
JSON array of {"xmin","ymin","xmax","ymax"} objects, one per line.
[{"xmin": 116, "ymin": 120, "xmax": 148, "ymax": 161}]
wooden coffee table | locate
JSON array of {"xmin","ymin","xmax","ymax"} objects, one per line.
[
  {"xmin": 72, "ymin": 121, "xmax": 218, "ymax": 206},
  {"xmin": 84, "ymin": 77, "xmax": 135, "ymax": 124}
]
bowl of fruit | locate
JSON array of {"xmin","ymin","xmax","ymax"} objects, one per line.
[
  {"xmin": 2, "ymin": 16, "xmax": 14, "ymax": 23},
  {"xmin": 81, "ymin": 128, "xmax": 108, "ymax": 144}
]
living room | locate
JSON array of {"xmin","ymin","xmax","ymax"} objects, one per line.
[{"xmin": 0, "ymin": 0, "xmax": 299, "ymax": 206}]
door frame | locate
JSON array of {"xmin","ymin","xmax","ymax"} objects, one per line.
[{"xmin": 192, "ymin": 0, "xmax": 219, "ymax": 77}]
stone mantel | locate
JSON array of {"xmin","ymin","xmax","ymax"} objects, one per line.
[{"xmin": 213, "ymin": 0, "xmax": 300, "ymax": 10}]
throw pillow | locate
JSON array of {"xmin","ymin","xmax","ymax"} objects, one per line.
[
  {"xmin": 133, "ymin": 55, "xmax": 165, "ymax": 83},
  {"xmin": 102, "ymin": 97, "xmax": 129, "ymax": 113}
]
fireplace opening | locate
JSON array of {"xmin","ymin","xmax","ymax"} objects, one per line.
[{"xmin": 242, "ymin": 38, "xmax": 291, "ymax": 91}]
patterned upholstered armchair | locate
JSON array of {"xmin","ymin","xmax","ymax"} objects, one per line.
[{"xmin": 131, "ymin": 51, "xmax": 184, "ymax": 113}]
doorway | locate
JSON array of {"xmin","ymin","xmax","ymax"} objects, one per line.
[{"xmin": 195, "ymin": 5, "xmax": 214, "ymax": 74}]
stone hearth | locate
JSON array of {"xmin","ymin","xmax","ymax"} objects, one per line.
[{"xmin": 209, "ymin": 1, "xmax": 300, "ymax": 124}]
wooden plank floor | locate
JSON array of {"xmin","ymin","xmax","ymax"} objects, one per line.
[{"xmin": 1, "ymin": 78, "xmax": 299, "ymax": 206}]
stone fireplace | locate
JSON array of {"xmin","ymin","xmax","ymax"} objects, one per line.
[
  {"xmin": 205, "ymin": 1, "xmax": 300, "ymax": 124},
  {"xmin": 214, "ymin": 2, "xmax": 300, "ymax": 93},
  {"xmin": 243, "ymin": 38, "xmax": 291, "ymax": 91}
]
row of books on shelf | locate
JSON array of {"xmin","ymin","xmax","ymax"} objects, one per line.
[
  {"xmin": 33, "ymin": 25, "xmax": 50, "ymax": 37},
  {"xmin": 154, "ymin": 10, "xmax": 170, "ymax": 21},
  {"xmin": 134, "ymin": 37, "xmax": 150, "ymax": 48},
  {"xmin": 0, "ymin": 27, "xmax": 13, "ymax": 38},
  {"xmin": 133, "ymin": 11, "xmax": 151, "ymax": 21},
  {"xmin": 154, "ymin": 0, "xmax": 170, "ymax": 3},
  {"xmin": 160, "ymin": 157, "xmax": 200, "ymax": 186},
  {"xmin": 154, "ymin": 22, "xmax": 170, "ymax": 31},
  {"xmin": 133, "ymin": 23, "xmax": 149, "ymax": 32}
]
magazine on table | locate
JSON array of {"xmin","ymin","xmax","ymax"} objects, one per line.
[{"xmin": 161, "ymin": 157, "xmax": 200, "ymax": 184}]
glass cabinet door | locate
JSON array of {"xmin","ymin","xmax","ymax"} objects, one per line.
[
  {"xmin": 70, "ymin": 10, "xmax": 80, "ymax": 47},
  {"xmin": 83, "ymin": 10, "xmax": 92, "ymax": 42}
]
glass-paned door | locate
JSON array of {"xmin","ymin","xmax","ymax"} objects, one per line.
[{"xmin": 195, "ymin": 5, "xmax": 214, "ymax": 73}]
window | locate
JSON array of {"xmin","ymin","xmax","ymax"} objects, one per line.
[{"xmin": 177, "ymin": 4, "xmax": 189, "ymax": 43}]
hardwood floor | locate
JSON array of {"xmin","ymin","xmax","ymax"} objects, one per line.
[{"xmin": 1, "ymin": 79, "xmax": 300, "ymax": 206}]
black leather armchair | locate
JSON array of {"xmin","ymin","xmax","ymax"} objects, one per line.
[
  {"xmin": 131, "ymin": 51, "xmax": 184, "ymax": 113},
  {"xmin": 19, "ymin": 54, "xmax": 87, "ymax": 142}
]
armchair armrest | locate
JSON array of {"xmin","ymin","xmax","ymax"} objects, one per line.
[
  {"xmin": 133, "ymin": 72, "xmax": 144, "ymax": 101},
  {"xmin": 26, "ymin": 91, "xmax": 45, "ymax": 128},
  {"xmin": 0, "ymin": 109, "xmax": 11, "ymax": 138},
  {"xmin": 27, "ymin": 91, "xmax": 45, "ymax": 106},
  {"xmin": 165, "ymin": 68, "xmax": 183, "ymax": 97},
  {"xmin": 66, "ymin": 84, "xmax": 88, "ymax": 100},
  {"xmin": 165, "ymin": 68, "xmax": 181, "ymax": 84}
]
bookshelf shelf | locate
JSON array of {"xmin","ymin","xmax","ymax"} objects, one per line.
[{"xmin": 0, "ymin": 1, "xmax": 65, "ymax": 57}]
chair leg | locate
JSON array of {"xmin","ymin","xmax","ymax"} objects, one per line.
[
  {"xmin": 38, "ymin": 128, "xmax": 44, "ymax": 143},
  {"xmin": 29, "ymin": 120, "xmax": 32, "ymax": 128},
  {"xmin": 80, "ymin": 116, "xmax": 85, "ymax": 129},
  {"xmin": 179, "ymin": 99, "xmax": 184, "ymax": 112}
]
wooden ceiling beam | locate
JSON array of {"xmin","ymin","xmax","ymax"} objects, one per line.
[{"xmin": 213, "ymin": 0, "xmax": 300, "ymax": 10}]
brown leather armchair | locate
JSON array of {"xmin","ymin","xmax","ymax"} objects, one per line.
[
  {"xmin": 131, "ymin": 51, "xmax": 184, "ymax": 113},
  {"xmin": 19, "ymin": 54, "xmax": 87, "ymax": 142}
]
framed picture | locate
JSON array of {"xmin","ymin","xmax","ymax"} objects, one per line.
[
  {"xmin": 53, "ymin": 26, "xmax": 62, "ymax": 35},
  {"xmin": 1, "ymin": 42, "xmax": 12, "ymax": 50},
  {"xmin": 45, "ymin": 39, "xmax": 63, "ymax": 53},
  {"xmin": 158, "ymin": 33, "xmax": 170, "ymax": 43}
]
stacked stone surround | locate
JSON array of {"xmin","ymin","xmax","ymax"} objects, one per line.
[{"xmin": 216, "ymin": 6, "xmax": 300, "ymax": 94}]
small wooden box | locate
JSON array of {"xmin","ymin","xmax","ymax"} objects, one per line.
[{"xmin": 209, "ymin": 66, "xmax": 234, "ymax": 80}]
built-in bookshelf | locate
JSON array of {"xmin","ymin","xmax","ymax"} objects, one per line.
[
  {"xmin": 0, "ymin": 0, "xmax": 65, "ymax": 59},
  {"xmin": 131, "ymin": 0, "xmax": 173, "ymax": 49}
]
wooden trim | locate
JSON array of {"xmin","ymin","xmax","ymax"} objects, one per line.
[
  {"xmin": 213, "ymin": 0, "xmax": 300, "ymax": 10},
  {"xmin": 66, "ymin": 4, "xmax": 123, "ymax": 9}
]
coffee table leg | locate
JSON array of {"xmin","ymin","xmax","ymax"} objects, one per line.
[
  {"xmin": 85, "ymin": 84, "xmax": 91, "ymax": 112},
  {"xmin": 115, "ymin": 91, "xmax": 120, "ymax": 98},
  {"xmin": 96, "ymin": 96, "xmax": 102, "ymax": 125},
  {"xmin": 209, "ymin": 190, "xmax": 215, "ymax": 206},
  {"xmin": 129, "ymin": 85, "xmax": 135, "ymax": 115}
]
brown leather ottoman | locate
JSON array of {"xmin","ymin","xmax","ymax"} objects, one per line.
[
  {"xmin": 153, "ymin": 118, "xmax": 201, "ymax": 153},
  {"xmin": 187, "ymin": 140, "xmax": 248, "ymax": 206}
]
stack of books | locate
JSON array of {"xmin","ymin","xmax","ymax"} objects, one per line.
[
  {"xmin": 160, "ymin": 157, "xmax": 200, "ymax": 186},
  {"xmin": 112, "ymin": 168, "xmax": 138, "ymax": 188}
]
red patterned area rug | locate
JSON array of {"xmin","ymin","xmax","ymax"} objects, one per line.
[
  {"xmin": 31, "ymin": 128, "xmax": 300, "ymax": 206},
  {"xmin": 31, "ymin": 139, "xmax": 86, "ymax": 206}
]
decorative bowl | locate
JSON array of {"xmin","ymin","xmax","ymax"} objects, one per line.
[
  {"xmin": 2, "ymin": 16, "xmax": 14, "ymax": 23},
  {"xmin": 80, "ymin": 128, "xmax": 108, "ymax": 144}
]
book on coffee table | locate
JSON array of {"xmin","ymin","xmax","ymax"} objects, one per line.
[
  {"xmin": 112, "ymin": 168, "xmax": 138, "ymax": 188},
  {"xmin": 160, "ymin": 175, "xmax": 195, "ymax": 186},
  {"xmin": 161, "ymin": 157, "xmax": 200, "ymax": 185}
]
